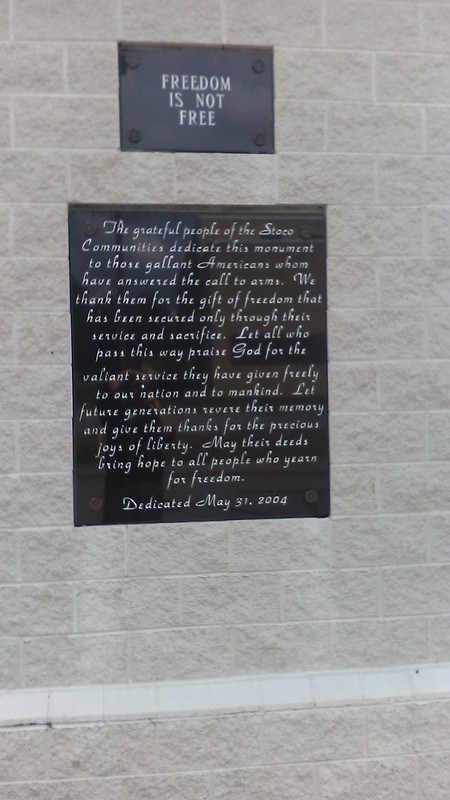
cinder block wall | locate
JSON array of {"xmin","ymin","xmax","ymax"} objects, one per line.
[{"xmin": 1, "ymin": 0, "xmax": 450, "ymax": 795}]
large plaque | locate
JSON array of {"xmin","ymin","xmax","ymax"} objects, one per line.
[
  {"xmin": 69, "ymin": 205, "xmax": 329, "ymax": 525},
  {"xmin": 118, "ymin": 44, "xmax": 274, "ymax": 153}
]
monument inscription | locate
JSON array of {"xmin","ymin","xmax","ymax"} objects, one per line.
[
  {"xmin": 69, "ymin": 205, "xmax": 329, "ymax": 525},
  {"xmin": 119, "ymin": 44, "xmax": 274, "ymax": 153}
]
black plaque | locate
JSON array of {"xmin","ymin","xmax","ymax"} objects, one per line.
[
  {"xmin": 69, "ymin": 205, "xmax": 329, "ymax": 525},
  {"xmin": 118, "ymin": 43, "xmax": 274, "ymax": 153}
]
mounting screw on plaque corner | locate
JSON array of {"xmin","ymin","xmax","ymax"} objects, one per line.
[
  {"xmin": 83, "ymin": 221, "xmax": 97, "ymax": 236},
  {"xmin": 118, "ymin": 43, "xmax": 274, "ymax": 154},
  {"xmin": 305, "ymin": 490, "xmax": 319, "ymax": 505}
]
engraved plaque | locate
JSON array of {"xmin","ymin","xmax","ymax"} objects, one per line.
[
  {"xmin": 118, "ymin": 43, "xmax": 274, "ymax": 153},
  {"xmin": 69, "ymin": 205, "xmax": 329, "ymax": 525}
]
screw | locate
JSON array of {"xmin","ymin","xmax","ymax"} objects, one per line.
[
  {"xmin": 252, "ymin": 59, "xmax": 265, "ymax": 74},
  {"xmin": 83, "ymin": 220, "xmax": 97, "ymax": 236},
  {"xmin": 253, "ymin": 133, "xmax": 266, "ymax": 147},
  {"xmin": 128, "ymin": 128, "xmax": 141, "ymax": 144},
  {"xmin": 300, "ymin": 225, "xmax": 313, "ymax": 239},
  {"xmin": 89, "ymin": 497, "xmax": 103, "ymax": 511},
  {"xmin": 125, "ymin": 52, "xmax": 140, "ymax": 69},
  {"xmin": 305, "ymin": 489, "xmax": 319, "ymax": 504}
]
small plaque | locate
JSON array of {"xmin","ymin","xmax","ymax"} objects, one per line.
[
  {"xmin": 69, "ymin": 205, "xmax": 329, "ymax": 525},
  {"xmin": 118, "ymin": 43, "xmax": 274, "ymax": 153}
]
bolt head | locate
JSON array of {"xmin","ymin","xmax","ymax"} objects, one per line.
[
  {"xmin": 305, "ymin": 489, "xmax": 319, "ymax": 504},
  {"xmin": 83, "ymin": 221, "xmax": 97, "ymax": 236},
  {"xmin": 128, "ymin": 128, "xmax": 141, "ymax": 144},
  {"xmin": 89, "ymin": 496, "xmax": 103, "ymax": 511},
  {"xmin": 252, "ymin": 59, "xmax": 265, "ymax": 74},
  {"xmin": 300, "ymin": 225, "xmax": 313, "ymax": 239},
  {"xmin": 125, "ymin": 52, "xmax": 140, "ymax": 69},
  {"xmin": 253, "ymin": 133, "xmax": 266, "ymax": 147}
]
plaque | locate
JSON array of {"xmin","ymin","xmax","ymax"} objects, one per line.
[
  {"xmin": 118, "ymin": 43, "xmax": 274, "ymax": 153},
  {"xmin": 68, "ymin": 205, "xmax": 329, "ymax": 525}
]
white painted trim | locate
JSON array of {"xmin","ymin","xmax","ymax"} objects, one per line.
[{"xmin": 1, "ymin": 663, "xmax": 449, "ymax": 727}]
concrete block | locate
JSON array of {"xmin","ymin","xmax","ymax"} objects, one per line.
[
  {"xmin": 417, "ymin": 753, "xmax": 450, "ymax": 800},
  {"xmin": 0, "ymin": 782, "xmax": 106, "ymax": 800},
  {"xmin": 0, "ymin": 152, "xmax": 68, "ymax": 203},
  {"xmin": 376, "ymin": 53, "xmax": 450, "ymax": 103},
  {"xmin": 378, "ymin": 257, "xmax": 450, "ymax": 307},
  {"xmin": 379, "ymin": 361, "xmax": 450, "ymax": 411},
  {"xmin": 106, "ymin": 774, "xmax": 210, "ymax": 800},
  {"xmin": 283, "ymin": 568, "xmax": 379, "ymax": 621},
  {"xmin": 49, "ymin": 721, "xmax": 157, "ymax": 778},
  {"xmin": 327, "ymin": 102, "xmax": 423, "ymax": 153},
  {"xmin": 330, "ymin": 465, "xmax": 378, "ymax": 515},
  {"xmin": 427, "ymin": 206, "xmax": 450, "ymax": 256},
  {"xmin": 16, "ymin": 312, "xmax": 70, "ymax": 365},
  {"xmin": 23, "ymin": 633, "xmax": 128, "ymax": 687},
  {"xmin": 380, "ymin": 464, "xmax": 450, "ymax": 513},
  {"xmin": 0, "ymin": 729, "xmax": 48, "ymax": 782},
  {"xmin": 157, "ymin": 714, "xmax": 263, "ymax": 771},
  {"xmin": 327, "ymin": 257, "xmax": 378, "ymax": 308},
  {"xmin": 0, "ymin": 209, "xmax": 10, "ymax": 256},
  {"xmin": 70, "ymin": 153, "xmax": 176, "ymax": 204},
  {"xmin": 76, "ymin": 577, "xmax": 180, "ymax": 632},
  {"xmin": 212, "ymin": 765, "xmax": 316, "ymax": 800},
  {"xmin": 422, "ymin": 5, "xmax": 450, "ymax": 53},
  {"xmin": 230, "ymin": 518, "xmax": 332, "ymax": 572},
  {"xmin": 127, "ymin": 523, "xmax": 228, "ymax": 576},
  {"xmin": 0, "ymin": 582, "xmax": 73, "ymax": 636},
  {"xmin": 366, "ymin": 703, "xmax": 415, "ymax": 755},
  {"xmin": 67, "ymin": 43, "xmax": 119, "ymax": 94},
  {"xmin": 332, "ymin": 618, "xmax": 428, "ymax": 668},
  {"xmin": 0, "ymin": 530, "xmax": 16, "ymax": 581},
  {"xmin": 121, "ymin": 0, "xmax": 222, "ymax": 41},
  {"xmin": 225, "ymin": 0, "xmax": 322, "ymax": 46},
  {"xmin": 175, "ymin": 155, "xmax": 277, "ymax": 204},
  {"xmin": 0, "ymin": 43, "xmax": 64, "ymax": 93},
  {"xmin": 0, "ymin": 639, "xmax": 21, "ymax": 689},
  {"xmin": 378, "ymin": 155, "xmax": 450, "ymax": 204},
  {"xmin": 330, "ymin": 514, "xmax": 428, "ymax": 568},
  {"xmin": 263, "ymin": 706, "xmax": 364, "ymax": 763},
  {"xmin": 18, "ymin": 420, "xmax": 71, "ymax": 474},
  {"xmin": 428, "ymin": 616, "xmax": 450, "ymax": 661},
  {"xmin": 130, "ymin": 626, "xmax": 233, "ymax": 681},
  {"xmin": 12, "ymin": 205, "xmax": 68, "ymax": 257},
  {"xmin": 329, "ymin": 308, "xmax": 425, "ymax": 361},
  {"xmin": 279, "ymin": 154, "xmax": 375, "ymax": 204},
  {"xmin": 426, "ymin": 106, "xmax": 450, "ymax": 153},
  {"xmin": 0, "ymin": 98, "xmax": 10, "ymax": 147},
  {"xmin": 330, "ymin": 411, "xmax": 427, "ymax": 463},
  {"xmin": 0, "ymin": 316, "xmax": 14, "ymax": 365},
  {"xmin": 0, "ymin": 258, "xmax": 68, "ymax": 312},
  {"xmin": 428, "ymin": 308, "xmax": 450, "ymax": 358},
  {"xmin": 0, "ymin": 2, "xmax": 9, "ymax": 38},
  {"xmin": 414, "ymin": 700, "xmax": 450, "ymax": 751},
  {"xmin": 328, "ymin": 205, "xmax": 422, "ymax": 256},
  {"xmin": 429, "ymin": 513, "xmax": 450, "ymax": 562},
  {"xmin": 275, "ymin": 100, "xmax": 325, "ymax": 152},
  {"xmin": 233, "ymin": 622, "xmax": 330, "ymax": 673},
  {"xmin": 15, "ymin": 96, "xmax": 119, "ymax": 149},
  {"xmin": 12, "ymin": 0, "xmax": 120, "ymax": 40},
  {"xmin": 0, "ymin": 366, "xmax": 71, "ymax": 419},
  {"xmin": 326, "ymin": 0, "xmax": 420, "ymax": 50},
  {"xmin": 328, "ymin": 363, "xmax": 378, "ymax": 412},
  {"xmin": 429, "ymin": 413, "xmax": 450, "ymax": 460},
  {"xmin": 318, "ymin": 756, "xmax": 416, "ymax": 800},
  {"xmin": 0, "ymin": 473, "xmax": 73, "ymax": 528},
  {"xmin": 20, "ymin": 526, "xmax": 125, "ymax": 581},
  {"xmin": 382, "ymin": 565, "xmax": 450, "ymax": 615},
  {"xmin": 181, "ymin": 574, "xmax": 280, "ymax": 625},
  {"xmin": 276, "ymin": 49, "xmax": 372, "ymax": 101}
]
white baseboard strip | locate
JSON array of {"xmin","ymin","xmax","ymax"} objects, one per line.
[{"xmin": 1, "ymin": 663, "xmax": 449, "ymax": 727}]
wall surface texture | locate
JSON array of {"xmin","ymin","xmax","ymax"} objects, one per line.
[{"xmin": 0, "ymin": 0, "xmax": 449, "ymax": 796}]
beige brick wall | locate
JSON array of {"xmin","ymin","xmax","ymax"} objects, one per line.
[
  {"xmin": 0, "ymin": 698, "xmax": 449, "ymax": 798},
  {"xmin": 1, "ymin": 0, "xmax": 450, "ymax": 782}
]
